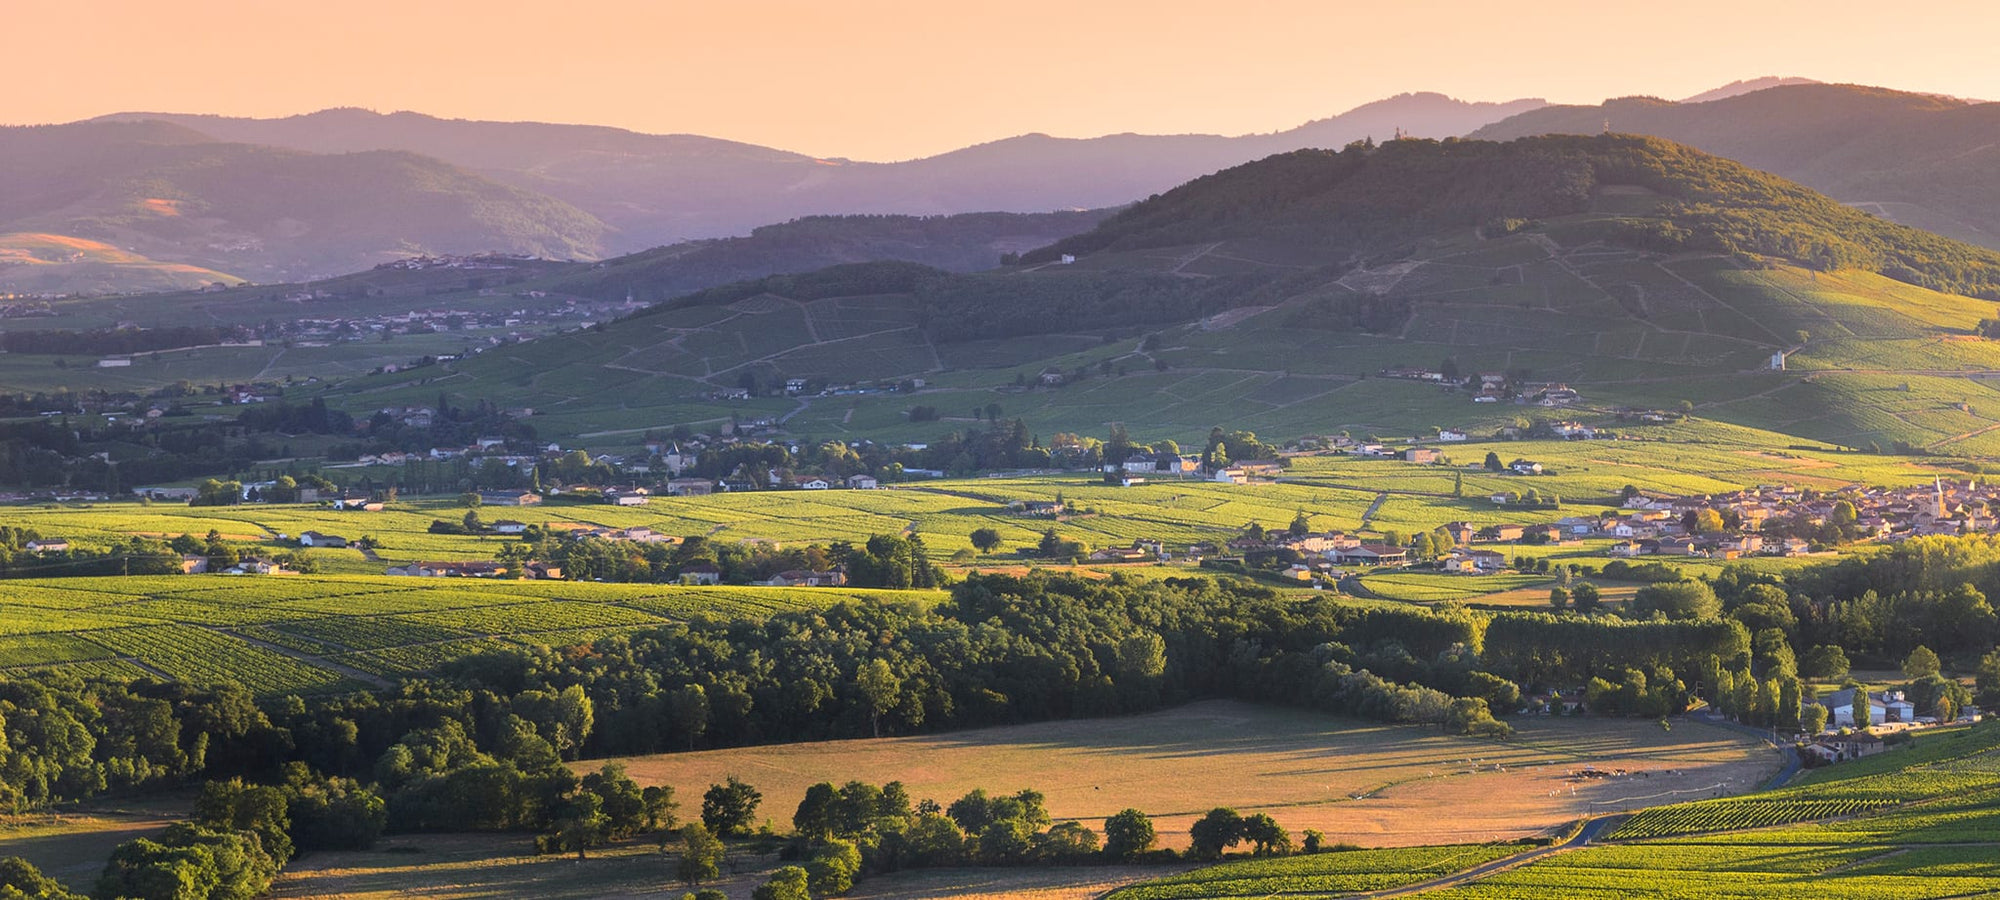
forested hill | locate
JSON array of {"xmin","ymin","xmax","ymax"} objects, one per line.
[
  {"xmin": 1469, "ymin": 83, "xmax": 2000, "ymax": 249},
  {"xmin": 1025, "ymin": 133, "xmax": 2000, "ymax": 300},
  {"xmin": 548, "ymin": 210, "xmax": 1115, "ymax": 304}
]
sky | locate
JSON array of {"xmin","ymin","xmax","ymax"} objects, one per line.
[{"xmin": 11, "ymin": 0, "xmax": 2000, "ymax": 161}]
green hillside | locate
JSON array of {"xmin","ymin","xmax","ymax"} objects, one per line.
[{"xmin": 315, "ymin": 135, "xmax": 2000, "ymax": 457}]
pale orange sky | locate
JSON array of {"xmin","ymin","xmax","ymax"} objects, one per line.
[{"xmin": 10, "ymin": 0, "xmax": 1999, "ymax": 161}]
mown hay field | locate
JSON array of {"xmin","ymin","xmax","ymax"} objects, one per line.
[{"xmin": 602, "ymin": 700, "xmax": 1776, "ymax": 851}]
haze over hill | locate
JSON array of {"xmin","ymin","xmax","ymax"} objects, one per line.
[
  {"xmin": 1473, "ymin": 83, "xmax": 2000, "ymax": 248},
  {"xmin": 95, "ymin": 93, "xmax": 1546, "ymax": 254},
  {"xmin": 325, "ymin": 133, "xmax": 2000, "ymax": 459}
]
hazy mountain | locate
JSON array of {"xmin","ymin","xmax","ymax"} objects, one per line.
[
  {"xmin": 96, "ymin": 93, "xmax": 1545, "ymax": 253},
  {"xmin": 1470, "ymin": 83, "xmax": 2000, "ymax": 247},
  {"xmin": 0, "ymin": 121, "xmax": 609, "ymax": 290},
  {"xmin": 1679, "ymin": 77, "xmax": 1819, "ymax": 103}
]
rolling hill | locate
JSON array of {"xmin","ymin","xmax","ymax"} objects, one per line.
[
  {"xmin": 1471, "ymin": 83, "xmax": 2000, "ymax": 248},
  {"xmin": 96, "ymin": 93, "xmax": 1546, "ymax": 254},
  {"xmin": 315, "ymin": 134, "xmax": 2000, "ymax": 458},
  {"xmin": 0, "ymin": 120, "xmax": 608, "ymax": 291}
]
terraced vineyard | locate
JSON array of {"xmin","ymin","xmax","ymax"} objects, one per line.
[{"xmin": 0, "ymin": 575, "xmax": 936, "ymax": 695}]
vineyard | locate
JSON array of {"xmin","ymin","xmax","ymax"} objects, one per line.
[
  {"xmin": 1606, "ymin": 797, "xmax": 1896, "ymax": 840},
  {"xmin": 1106, "ymin": 844, "xmax": 1525, "ymax": 899},
  {"xmin": 0, "ymin": 574, "xmax": 936, "ymax": 695}
]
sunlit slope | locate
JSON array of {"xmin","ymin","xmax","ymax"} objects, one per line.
[{"xmin": 320, "ymin": 135, "xmax": 2000, "ymax": 453}]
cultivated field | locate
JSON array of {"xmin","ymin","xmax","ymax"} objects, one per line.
[
  {"xmin": 1409, "ymin": 722, "xmax": 2000, "ymax": 900},
  {"xmin": 602, "ymin": 700, "xmax": 1779, "ymax": 850},
  {"xmin": 0, "ymin": 575, "xmax": 931, "ymax": 694}
]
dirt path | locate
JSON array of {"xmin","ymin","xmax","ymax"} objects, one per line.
[
  {"xmin": 216, "ymin": 626, "xmax": 392, "ymax": 689},
  {"xmin": 1348, "ymin": 814, "xmax": 1629, "ymax": 899},
  {"xmin": 1359, "ymin": 492, "xmax": 1391, "ymax": 528}
]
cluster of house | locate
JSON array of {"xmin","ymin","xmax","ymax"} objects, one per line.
[
  {"xmin": 1595, "ymin": 478, "xmax": 1999, "ymax": 559},
  {"xmin": 1799, "ymin": 688, "xmax": 1987, "ymax": 763},
  {"xmin": 670, "ymin": 562, "xmax": 847, "ymax": 588},
  {"xmin": 1377, "ymin": 368, "xmax": 1581, "ymax": 406},
  {"xmin": 384, "ymin": 560, "xmax": 559, "ymax": 579},
  {"xmin": 1099, "ymin": 453, "xmax": 1285, "ymax": 487}
]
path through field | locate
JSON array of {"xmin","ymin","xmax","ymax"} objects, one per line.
[{"xmin": 1348, "ymin": 814, "xmax": 1629, "ymax": 898}]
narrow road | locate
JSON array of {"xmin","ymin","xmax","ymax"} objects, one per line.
[{"xmin": 1347, "ymin": 814, "xmax": 1629, "ymax": 899}]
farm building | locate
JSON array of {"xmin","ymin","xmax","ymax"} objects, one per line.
[{"xmin": 478, "ymin": 490, "xmax": 542, "ymax": 506}]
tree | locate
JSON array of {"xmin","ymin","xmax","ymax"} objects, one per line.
[
  {"xmin": 1800, "ymin": 702, "xmax": 1829, "ymax": 734},
  {"xmin": 1241, "ymin": 813, "xmax": 1293, "ymax": 856},
  {"xmin": 807, "ymin": 838, "xmax": 862, "ymax": 896},
  {"xmin": 1801, "ymin": 645, "xmax": 1851, "ymax": 680},
  {"xmin": 1188, "ymin": 807, "xmax": 1245, "ymax": 860},
  {"xmin": 969, "ymin": 528, "xmax": 1002, "ymax": 553},
  {"xmin": 856, "ymin": 659, "xmax": 902, "ymax": 738},
  {"xmin": 550, "ymin": 792, "xmax": 611, "ymax": 860},
  {"xmin": 753, "ymin": 866, "xmax": 811, "ymax": 900},
  {"xmin": 793, "ymin": 782, "xmax": 838, "ymax": 841},
  {"xmin": 1976, "ymin": 649, "xmax": 2000, "ymax": 709},
  {"xmin": 1289, "ymin": 510, "xmax": 1311, "ymax": 537},
  {"xmin": 670, "ymin": 684, "xmax": 710, "ymax": 751},
  {"xmin": 1690, "ymin": 509, "xmax": 1726, "ymax": 534},
  {"xmin": 0, "ymin": 857, "xmax": 83, "ymax": 900},
  {"xmin": 1549, "ymin": 586, "xmax": 1570, "ymax": 610},
  {"xmin": 1102, "ymin": 809, "xmax": 1156, "ymax": 860},
  {"xmin": 1572, "ymin": 582, "xmax": 1601, "ymax": 613},
  {"xmin": 1484, "ymin": 451, "xmax": 1504, "ymax": 472},
  {"xmin": 676, "ymin": 823, "xmax": 724, "ymax": 885},
  {"xmin": 1631, "ymin": 580, "xmax": 1721, "ymax": 620},
  {"xmin": 702, "ymin": 777, "xmax": 762, "ymax": 837},
  {"xmin": 1903, "ymin": 645, "xmax": 1942, "ymax": 679}
]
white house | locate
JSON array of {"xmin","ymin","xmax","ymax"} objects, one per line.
[
  {"xmin": 297, "ymin": 531, "xmax": 347, "ymax": 548},
  {"xmin": 493, "ymin": 520, "xmax": 528, "ymax": 535},
  {"xmin": 799, "ymin": 478, "xmax": 831, "ymax": 490},
  {"xmin": 847, "ymin": 474, "xmax": 880, "ymax": 490},
  {"xmin": 1437, "ymin": 429, "xmax": 1468, "ymax": 442}
]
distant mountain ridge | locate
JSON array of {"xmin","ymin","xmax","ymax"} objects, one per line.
[
  {"xmin": 94, "ymin": 93, "xmax": 1547, "ymax": 254},
  {"xmin": 1471, "ymin": 83, "xmax": 2000, "ymax": 248},
  {"xmin": 0, "ymin": 120, "xmax": 609, "ymax": 290}
]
